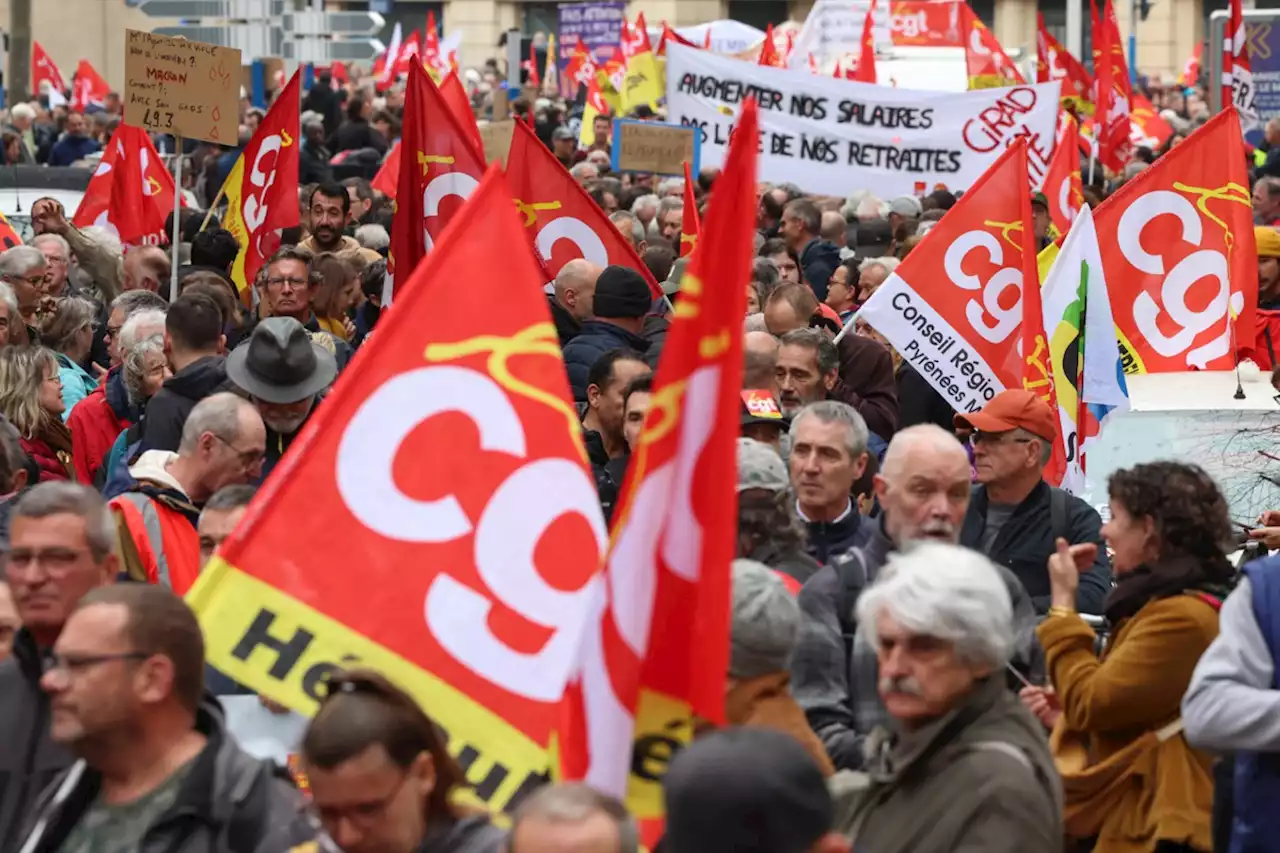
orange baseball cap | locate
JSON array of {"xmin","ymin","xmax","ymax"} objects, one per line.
[{"xmin": 954, "ymin": 389, "xmax": 1056, "ymax": 442}]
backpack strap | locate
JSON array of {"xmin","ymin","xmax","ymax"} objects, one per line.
[{"xmin": 1048, "ymin": 486, "xmax": 1069, "ymax": 545}]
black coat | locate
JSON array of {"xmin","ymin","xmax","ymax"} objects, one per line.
[
  {"xmin": 0, "ymin": 630, "xmax": 73, "ymax": 852},
  {"xmin": 548, "ymin": 295, "xmax": 581, "ymax": 349},
  {"xmin": 328, "ymin": 119, "xmax": 387, "ymax": 155},
  {"xmin": 560, "ymin": 320, "xmax": 651, "ymax": 403},
  {"xmin": 805, "ymin": 506, "xmax": 869, "ymax": 565},
  {"xmin": 896, "ymin": 362, "xmax": 956, "ymax": 432},
  {"xmin": 960, "ymin": 480, "xmax": 1112, "ymax": 614},
  {"xmin": 299, "ymin": 141, "xmax": 334, "ymax": 185},
  {"xmin": 141, "ymin": 355, "xmax": 231, "ymax": 453},
  {"xmin": 302, "ymin": 85, "xmax": 343, "ymax": 137}
]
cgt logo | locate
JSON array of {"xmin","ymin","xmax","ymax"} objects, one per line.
[
  {"xmin": 943, "ymin": 221, "xmax": 1026, "ymax": 346},
  {"xmin": 241, "ymin": 129, "xmax": 292, "ymax": 247},
  {"xmin": 418, "ymin": 154, "xmax": 479, "ymax": 252},
  {"xmin": 1116, "ymin": 183, "xmax": 1250, "ymax": 368},
  {"xmin": 514, "ymin": 198, "xmax": 611, "ymax": 272}
]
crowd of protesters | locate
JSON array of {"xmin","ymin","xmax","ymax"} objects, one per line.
[{"xmin": 0, "ymin": 49, "xmax": 1276, "ymax": 853}]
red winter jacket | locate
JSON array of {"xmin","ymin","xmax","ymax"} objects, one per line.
[
  {"xmin": 1253, "ymin": 307, "xmax": 1280, "ymax": 371},
  {"xmin": 19, "ymin": 436, "xmax": 73, "ymax": 482},
  {"xmin": 68, "ymin": 382, "xmax": 130, "ymax": 485}
]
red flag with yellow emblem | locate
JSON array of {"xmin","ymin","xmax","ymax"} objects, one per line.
[
  {"xmin": 1043, "ymin": 113, "xmax": 1084, "ymax": 239},
  {"xmin": 1093, "ymin": 107, "xmax": 1256, "ymax": 372},
  {"xmin": 388, "ymin": 61, "xmax": 487, "ymax": 300},
  {"xmin": 187, "ymin": 164, "xmax": 607, "ymax": 820},
  {"xmin": 73, "ymin": 123, "xmax": 177, "ymax": 246},
  {"xmin": 557, "ymin": 99, "xmax": 759, "ymax": 844},
  {"xmin": 678, "ymin": 161, "xmax": 699, "ymax": 258},
  {"xmin": 221, "ymin": 70, "xmax": 301, "ymax": 292},
  {"xmin": 505, "ymin": 118, "xmax": 661, "ymax": 296}
]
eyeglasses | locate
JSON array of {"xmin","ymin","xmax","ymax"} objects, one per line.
[
  {"xmin": 969, "ymin": 431, "xmax": 1036, "ymax": 447},
  {"xmin": 265, "ymin": 276, "xmax": 309, "ymax": 290},
  {"xmin": 105, "ymin": 324, "xmax": 122, "ymax": 339},
  {"xmin": 6, "ymin": 546, "xmax": 92, "ymax": 577},
  {"xmin": 309, "ymin": 770, "xmax": 411, "ymax": 828},
  {"xmin": 7, "ymin": 273, "xmax": 46, "ymax": 287},
  {"xmin": 214, "ymin": 434, "xmax": 265, "ymax": 469},
  {"xmin": 42, "ymin": 651, "xmax": 151, "ymax": 677}
]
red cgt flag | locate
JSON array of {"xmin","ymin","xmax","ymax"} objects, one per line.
[
  {"xmin": 32, "ymin": 41, "xmax": 67, "ymax": 97},
  {"xmin": 70, "ymin": 60, "xmax": 110, "ymax": 112},
  {"xmin": 758, "ymin": 24, "xmax": 785, "ymax": 67},
  {"xmin": 221, "ymin": 70, "xmax": 301, "ymax": 293},
  {"xmin": 187, "ymin": 164, "xmax": 606, "ymax": 820},
  {"xmin": 73, "ymin": 123, "xmax": 177, "ymax": 246},
  {"xmin": 1036, "ymin": 13, "xmax": 1093, "ymax": 111},
  {"xmin": 558, "ymin": 98, "xmax": 759, "ymax": 843},
  {"xmin": 1043, "ymin": 112, "xmax": 1085, "ymax": 239},
  {"xmin": 505, "ymin": 118, "xmax": 662, "ymax": 297},
  {"xmin": 1093, "ymin": 107, "xmax": 1256, "ymax": 373},
  {"xmin": 1092, "ymin": 0, "xmax": 1132, "ymax": 172},
  {"xmin": 387, "ymin": 62, "xmax": 487, "ymax": 300},
  {"xmin": 962, "ymin": 2, "xmax": 1024, "ymax": 89},
  {"xmin": 679, "ymin": 161, "xmax": 699, "ymax": 258},
  {"xmin": 857, "ymin": 139, "xmax": 1046, "ymax": 414}
]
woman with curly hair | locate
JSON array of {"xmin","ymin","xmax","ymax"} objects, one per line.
[
  {"xmin": 0, "ymin": 346, "xmax": 75, "ymax": 481},
  {"xmin": 1025, "ymin": 461, "xmax": 1231, "ymax": 853}
]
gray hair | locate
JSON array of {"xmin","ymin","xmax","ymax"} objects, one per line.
[
  {"xmin": 789, "ymin": 400, "xmax": 869, "ymax": 458},
  {"xmin": 743, "ymin": 312, "xmax": 768, "ymax": 333},
  {"xmin": 630, "ymin": 193, "xmax": 659, "ymax": 217},
  {"xmin": 204, "ymin": 483, "xmax": 257, "ymax": 512},
  {"xmin": 38, "ymin": 296, "xmax": 97, "ymax": 352},
  {"xmin": 110, "ymin": 290, "xmax": 168, "ymax": 323},
  {"xmin": 857, "ymin": 542, "xmax": 1014, "ymax": 668},
  {"xmin": 512, "ymin": 783, "xmax": 638, "ymax": 853},
  {"xmin": 609, "ymin": 210, "xmax": 644, "ymax": 247},
  {"xmin": 9, "ymin": 104, "xmax": 35, "ymax": 122},
  {"xmin": 0, "ymin": 416, "xmax": 27, "ymax": 492},
  {"xmin": 656, "ymin": 177, "xmax": 684, "ymax": 197},
  {"xmin": 0, "ymin": 245, "xmax": 46, "ymax": 278},
  {"xmin": 30, "ymin": 233, "xmax": 71, "ymax": 261},
  {"xmin": 861, "ymin": 256, "xmax": 900, "ymax": 278},
  {"xmin": 122, "ymin": 334, "xmax": 166, "ymax": 407},
  {"xmin": 0, "ymin": 283, "xmax": 18, "ymax": 326},
  {"xmin": 1014, "ymin": 426, "xmax": 1054, "ymax": 468},
  {"xmin": 118, "ymin": 308, "xmax": 168, "ymax": 353},
  {"xmin": 751, "ymin": 257, "xmax": 781, "ymax": 299},
  {"xmin": 783, "ymin": 198, "xmax": 822, "ymax": 235},
  {"xmin": 881, "ymin": 424, "xmax": 967, "ymax": 481},
  {"xmin": 178, "ymin": 392, "xmax": 257, "ymax": 455},
  {"xmin": 778, "ymin": 327, "xmax": 839, "ymax": 376},
  {"xmin": 730, "ymin": 558, "xmax": 801, "ymax": 678},
  {"xmin": 1259, "ymin": 177, "xmax": 1280, "ymax": 201},
  {"xmin": 354, "ymin": 223, "xmax": 390, "ymax": 251},
  {"xmin": 657, "ymin": 196, "xmax": 682, "ymax": 217},
  {"xmin": 569, "ymin": 162, "xmax": 599, "ymax": 182},
  {"xmin": 12, "ymin": 481, "xmax": 115, "ymax": 562}
]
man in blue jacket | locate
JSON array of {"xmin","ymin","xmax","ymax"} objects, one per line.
[
  {"xmin": 46, "ymin": 113, "xmax": 102, "ymax": 167},
  {"xmin": 561, "ymin": 265, "xmax": 653, "ymax": 402}
]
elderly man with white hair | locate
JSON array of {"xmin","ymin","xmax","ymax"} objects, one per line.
[
  {"xmin": 0, "ymin": 245, "xmax": 47, "ymax": 337},
  {"xmin": 790, "ymin": 424, "xmax": 1039, "ymax": 772},
  {"xmin": 830, "ymin": 544, "xmax": 1062, "ymax": 853},
  {"xmin": 3, "ymin": 103, "xmax": 37, "ymax": 163}
]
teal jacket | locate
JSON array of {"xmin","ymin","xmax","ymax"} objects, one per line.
[{"xmin": 54, "ymin": 353, "xmax": 98, "ymax": 421}]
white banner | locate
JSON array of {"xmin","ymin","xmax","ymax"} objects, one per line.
[
  {"xmin": 666, "ymin": 44, "xmax": 1060, "ymax": 199},
  {"xmin": 788, "ymin": 0, "xmax": 892, "ymax": 71}
]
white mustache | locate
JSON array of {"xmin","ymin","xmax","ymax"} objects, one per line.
[{"xmin": 879, "ymin": 675, "xmax": 924, "ymax": 697}]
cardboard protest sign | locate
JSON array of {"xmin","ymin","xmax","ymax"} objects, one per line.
[
  {"xmin": 125, "ymin": 30, "xmax": 240, "ymax": 143},
  {"xmin": 665, "ymin": 44, "xmax": 1059, "ymax": 199},
  {"xmin": 479, "ymin": 119, "xmax": 514, "ymax": 166},
  {"xmin": 611, "ymin": 119, "xmax": 700, "ymax": 175}
]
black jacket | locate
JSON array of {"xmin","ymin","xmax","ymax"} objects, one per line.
[
  {"xmin": 15, "ymin": 699, "xmax": 316, "ymax": 853},
  {"xmin": 833, "ymin": 333, "xmax": 899, "ymax": 440},
  {"xmin": 0, "ymin": 630, "xmax": 74, "ymax": 852},
  {"xmin": 960, "ymin": 480, "xmax": 1112, "ymax": 615},
  {"xmin": 548, "ymin": 295, "xmax": 581, "ymax": 349},
  {"xmin": 302, "ymin": 85, "xmax": 342, "ymax": 137},
  {"xmin": 328, "ymin": 119, "xmax": 387, "ymax": 155},
  {"xmin": 804, "ymin": 504, "xmax": 869, "ymax": 565},
  {"xmin": 896, "ymin": 362, "xmax": 956, "ymax": 432},
  {"xmin": 561, "ymin": 320, "xmax": 651, "ymax": 402},
  {"xmin": 142, "ymin": 355, "xmax": 231, "ymax": 453},
  {"xmin": 299, "ymin": 140, "xmax": 334, "ymax": 185},
  {"xmin": 800, "ymin": 237, "xmax": 843, "ymax": 299}
]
